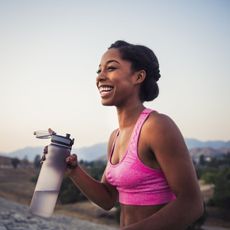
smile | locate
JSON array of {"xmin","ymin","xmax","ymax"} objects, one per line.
[{"xmin": 98, "ymin": 85, "xmax": 114, "ymax": 97}]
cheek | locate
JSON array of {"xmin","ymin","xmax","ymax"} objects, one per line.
[
  {"xmin": 116, "ymin": 78, "xmax": 134, "ymax": 92},
  {"xmin": 112, "ymin": 72, "xmax": 133, "ymax": 85}
]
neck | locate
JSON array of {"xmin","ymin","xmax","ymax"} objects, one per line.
[{"xmin": 116, "ymin": 103, "xmax": 145, "ymax": 129}]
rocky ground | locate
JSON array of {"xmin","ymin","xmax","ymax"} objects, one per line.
[
  {"xmin": 1, "ymin": 197, "xmax": 229, "ymax": 230},
  {"xmin": 0, "ymin": 197, "xmax": 118, "ymax": 230}
]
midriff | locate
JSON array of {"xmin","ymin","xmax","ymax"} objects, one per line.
[{"xmin": 120, "ymin": 203, "xmax": 165, "ymax": 227}]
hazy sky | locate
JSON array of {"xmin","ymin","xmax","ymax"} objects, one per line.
[{"xmin": 0, "ymin": 0, "xmax": 229, "ymax": 153}]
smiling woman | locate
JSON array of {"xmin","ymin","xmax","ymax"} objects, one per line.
[
  {"xmin": 96, "ymin": 51, "xmax": 137, "ymax": 107},
  {"xmin": 96, "ymin": 41, "xmax": 161, "ymax": 109},
  {"xmin": 42, "ymin": 40, "xmax": 204, "ymax": 230}
]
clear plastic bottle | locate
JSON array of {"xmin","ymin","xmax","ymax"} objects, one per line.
[{"xmin": 30, "ymin": 131, "xmax": 74, "ymax": 218}]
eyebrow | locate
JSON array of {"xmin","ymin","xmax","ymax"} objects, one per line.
[{"xmin": 99, "ymin": 59, "xmax": 120, "ymax": 67}]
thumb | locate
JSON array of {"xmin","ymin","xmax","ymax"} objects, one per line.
[
  {"xmin": 66, "ymin": 154, "xmax": 78, "ymax": 169},
  {"xmin": 48, "ymin": 128, "xmax": 56, "ymax": 135}
]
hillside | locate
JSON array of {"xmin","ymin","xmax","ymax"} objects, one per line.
[
  {"xmin": 0, "ymin": 166, "xmax": 36, "ymax": 205},
  {"xmin": 1, "ymin": 139, "xmax": 230, "ymax": 163},
  {"xmin": 185, "ymin": 139, "xmax": 230, "ymax": 149},
  {"xmin": 0, "ymin": 155, "xmax": 12, "ymax": 166},
  {"xmin": 1, "ymin": 143, "xmax": 107, "ymax": 162}
]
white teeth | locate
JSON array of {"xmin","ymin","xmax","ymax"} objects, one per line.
[{"xmin": 99, "ymin": 86, "xmax": 113, "ymax": 93}]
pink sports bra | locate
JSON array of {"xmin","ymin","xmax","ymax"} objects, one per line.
[{"xmin": 105, "ymin": 108, "xmax": 176, "ymax": 206}]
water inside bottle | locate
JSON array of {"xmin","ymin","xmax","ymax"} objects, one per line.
[{"xmin": 30, "ymin": 190, "xmax": 59, "ymax": 218}]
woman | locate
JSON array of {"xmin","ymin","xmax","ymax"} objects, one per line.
[{"xmin": 45, "ymin": 40, "xmax": 203, "ymax": 229}]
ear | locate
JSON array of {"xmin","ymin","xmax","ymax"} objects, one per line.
[{"xmin": 134, "ymin": 70, "xmax": 146, "ymax": 84}]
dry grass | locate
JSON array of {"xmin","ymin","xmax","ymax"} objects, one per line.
[{"xmin": 0, "ymin": 167, "xmax": 36, "ymax": 205}]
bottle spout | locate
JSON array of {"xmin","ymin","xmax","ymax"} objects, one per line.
[{"xmin": 34, "ymin": 130, "xmax": 52, "ymax": 139}]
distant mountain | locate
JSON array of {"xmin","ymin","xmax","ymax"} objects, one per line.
[
  {"xmin": 1, "ymin": 143, "xmax": 107, "ymax": 162},
  {"xmin": 189, "ymin": 147, "xmax": 230, "ymax": 157},
  {"xmin": 185, "ymin": 138, "xmax": 230, "ymax": 150},
  {"xmin": 1, "ymin": 138, "xmax": 230, "ymax": 162},
  {"xmin": 76, "ymin": 143, "xmax": 107, "ymax": 162},
  {"xmin": 1, "ymin": 146, "xmax": 44, "ymax": 162}
]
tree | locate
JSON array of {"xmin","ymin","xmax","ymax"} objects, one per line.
[
  {"xmin": 211, "ymin": 167, "xmax": 230, "ymax": 209},
  {"xmin": 33, "ymin": 154, "xmax": 41, "ymax": 169},
  {"xmin": 199, "ymin": 154, "xmax": 205, "ymax": 166},
  {"xmin": 58, "ymin": 177, "xmax": 86, "ymax": 204},
  {"xmin": 201, "ymin": 168, "xmax": 218, "ymax": 184},
  {"xmin": 11, "ymin": 158, "xmax": 20, "ymax": 169},
  {"xmin": 22, "ymin": 155, "xmax": 30, "ymax": 167}
]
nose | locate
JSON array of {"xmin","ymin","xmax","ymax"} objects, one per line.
[{"xmin": 96, "ymin": 71, "xmax": 107, "ymax": 86}]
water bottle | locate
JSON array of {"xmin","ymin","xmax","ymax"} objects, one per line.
[{"xmin": 30, "ymin": 130, "xmax": 74, "ymax": 218}]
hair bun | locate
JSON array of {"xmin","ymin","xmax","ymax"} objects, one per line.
[
  {"xmin": 153, "ymin": 68, "xmax": 161, "ymax": 82},
  {"xmin": 108, "ymin": 40, "xmax": 161, "ymax": 102}
]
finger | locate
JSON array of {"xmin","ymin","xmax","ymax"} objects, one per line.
[
  {"xmin": 41, "ymin": 154, "xmax": 46, "ymax": 162},
  {"xmin": 40, "ymin": 155, "xmax": 46, "ymax": 165},
  {"xmin": 66, "ymin": 154, "xmax": 78, "ymax": 169},
  {"xmin": 71, "ymin": 154, "xmax": 77, "ymax": 160},
  {"xmin": 66, "ymin": 154, "xmax": 77, "ymax": 163},
  {"xmin": 43, "ymin": 145, "xmax": 48, "ymax": 154},
  {"xmin": 48, "ymin": 128, "xmax": 56, "ymax": 135}
]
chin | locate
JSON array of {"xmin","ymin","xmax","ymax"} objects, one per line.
[
  {"xmin": 101, "ymin": 102, "xmax": 114, "ymax": 106},
  {"xmin": 101, "ymin": 99, "xmax": 115, "ymax": 106}
]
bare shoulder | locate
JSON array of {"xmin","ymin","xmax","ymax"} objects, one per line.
[
  {"xmin": 144, "ymin": 111, "xmax": 202, "ymax": 208},
  {"xmin": 145, "ymin": 111, "xmax": 180, "ymax": 135},
  {"xmin": 144, "ymin": 111, "xmax": 188, "ymax": 155}
]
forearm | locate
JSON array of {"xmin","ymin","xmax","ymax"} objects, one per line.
[
  {"xmin": 68, "ymin": 165, "xmax": 115, "ymax": 210},
  {"xmin": 122, "ymin": 196, "xmax": 203, "ymax": 230}
]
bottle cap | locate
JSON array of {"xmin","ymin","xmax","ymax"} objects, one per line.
[
  {"xmin": 34, "ymin": 130, "xmax": 75, "ymax": 148},
  {"xmin": 51, "ymin": 133, "xmax": 74, "ymax": 147}
]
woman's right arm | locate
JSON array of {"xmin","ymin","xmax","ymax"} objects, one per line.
[{"xmin": 66, "ymin": 130, "xmax": 118, "ymax": 211}]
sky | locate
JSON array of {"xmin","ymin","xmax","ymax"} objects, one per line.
[{"xmin": 0, "ymin": 0, "xmax": 229, "ymax": 153}]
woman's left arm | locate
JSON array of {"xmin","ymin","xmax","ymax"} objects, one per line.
[{"xmin": 123, "ymin": 113, "xmax": 204, "ymax": 230}]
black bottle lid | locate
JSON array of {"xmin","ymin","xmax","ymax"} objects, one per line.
[{"xmin": 51, "ymin": 133, "xmax": 74, "ymax": 147}]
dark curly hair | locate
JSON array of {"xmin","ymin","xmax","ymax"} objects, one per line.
[{"xmin": 108, "ymin": 40, "xmax": 161, "ymax": 102}]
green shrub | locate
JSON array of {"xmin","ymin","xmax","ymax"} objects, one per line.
[{"xmin": 211, "ymin": 167, "xmax": 230, "ymax": 209}]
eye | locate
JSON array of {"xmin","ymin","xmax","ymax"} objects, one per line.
[
  {"xmin": 107, "ymin": 66, "xmax": 117, "ymax": 72},
  {"xmin": 96, "ymin": 69, "xmax": 101, "ymax": 74}
]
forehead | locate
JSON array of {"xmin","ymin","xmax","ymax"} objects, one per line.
[{"xmin": 99, "ymin": 48, "xmax": 122, "ymax": 65}]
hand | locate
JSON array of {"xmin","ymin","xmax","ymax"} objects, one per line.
[
  {"xmin": 48, "ymin": 128, "xmax": 56, "ymax": 135},
  {"xmin": 40, "ymin": 145, "xmax": 48, "ymax": 165},
  {"xmin": 65, "ymin": 154, "xmax": 79, "ymax": 176}
]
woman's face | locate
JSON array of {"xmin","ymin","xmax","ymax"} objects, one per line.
[{"xmin": 96, "ymin": 48, "xmax": 139, "ymax": 106}]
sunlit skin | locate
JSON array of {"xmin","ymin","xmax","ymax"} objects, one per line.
[
  {"xmin": 96, "ymin": 48, "xmax": 143, "ymax": 108},
  {"xmin": 45, "ymin": 48, "xmax": 203, "ymax": 229},
  {"xmin": 96, "ymin": 49, "xmax": 166, "ymax": 225}
]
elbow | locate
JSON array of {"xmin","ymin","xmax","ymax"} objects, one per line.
[
  {"xmin": 100, "ymin": 183, "xmax": 117, "ymax": 211},
  {"xmin": 103, "ymin": 206, "xmax": 113, "ymax": 211},
  {"xmin": 102, "ymin": 199, "xmax": 116, "ymax": 211},
  {"xmin": 195, "ymin": 190, "xmax": 205, "ymax": 219},
  {"xmin": 195, "ymin": 199, "xmax": 205, "ymax": 221},
  {"xmin": 102, "ymin": 201, "xmax": 115, "ymax": 211},
  {"xmin": 92, "ymin": 199, "xmax": 115, "ymax": 211},
  {"xmin": 177, "ymin": 192, "xmax": 205, "ymax": 223},
  {"xmin": 189, "ymin": 194, "xmax": 205, "ymax": 222}
]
